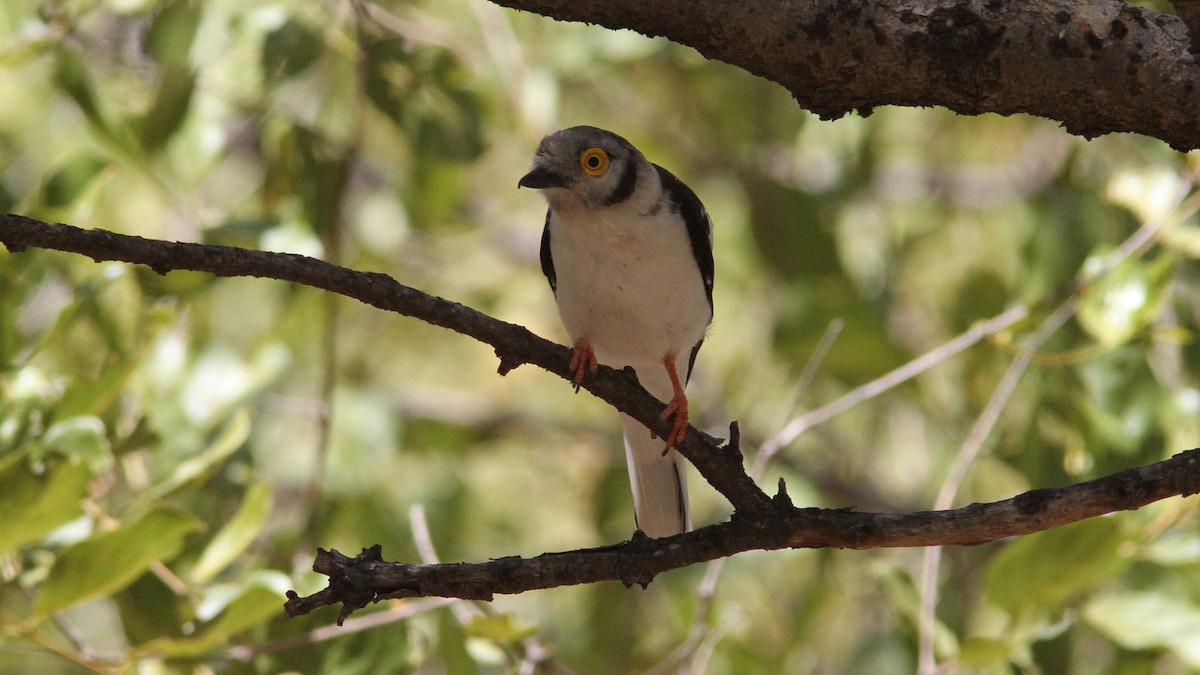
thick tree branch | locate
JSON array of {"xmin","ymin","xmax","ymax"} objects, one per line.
[
  {"xmin": 489, "ymin": 0, "xmax": 1200, "ymax": 151},
  {"xmin": 282, "ymin": 448, "xmax": 1200, "ymax": 622},
  {"xmin": 1171, "ymin": 0, "xmax": 1200, "ymax": 54},
  {"xmin": 0, "ymin": 214, "xmax": 771, "ymax": 514}
]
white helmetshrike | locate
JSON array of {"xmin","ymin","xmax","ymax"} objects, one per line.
[{"xmin": 519, "ymin": 126, "xmax": 714, "ymax": 538}]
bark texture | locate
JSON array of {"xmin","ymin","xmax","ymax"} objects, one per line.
[{"xmin": 490, "ymin": 0, "xmax": 1200, "ymax": 150}]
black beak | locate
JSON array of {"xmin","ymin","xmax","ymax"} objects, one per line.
[{"xmin": 518, "ymin": 165, "xmax": 568, "ymax": 189}]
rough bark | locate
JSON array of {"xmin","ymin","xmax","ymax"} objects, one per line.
[{"xmin": 489, "ymin": 0, "xmax": 1200, "ymax": 151}]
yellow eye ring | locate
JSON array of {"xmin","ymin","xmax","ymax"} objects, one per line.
[{"xmin": 580, "ymin": 147, "xmax": 610, "ymax": 176}]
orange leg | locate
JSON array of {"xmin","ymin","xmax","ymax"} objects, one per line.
[
  {"xmin": 659, "ymin": 354, "xmax": 690, "ymax": 447},
  {"xmin": 569, "ymin": 337, "xmax": 598, "ymax": 390}
]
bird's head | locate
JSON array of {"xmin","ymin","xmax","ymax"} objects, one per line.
[{"xmin": 518, "ymin": 126, "xmax": 645, "ymax": 208}]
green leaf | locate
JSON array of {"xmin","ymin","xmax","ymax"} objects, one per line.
[
  {"xmin": 52, "ymin": 47, "xmax": 134, "ymax": 154},
  {"xmin": 985, "ymin": 518, "xmax": 1131, "ymax": 615},
  {"xmin": 143, "ymin": 0, "xmax": 202, "ymax": 65},
  {"xmin": 53, "ymin": 47, "xmax": 106, "ymax": 132},
  {"xmin": 40, "ymin": 154, "xmax": 109, "ymax": 208},
  {"xmin": 0, "ymin": 460, "xmax": 91, "ymax": 554},
  {"xmin": 56, "ymin": 355, "xmax": 139, "ymax": 419},
  {"xmin": 1162, "ymin": 221, "xmax": 1200, "ymax": 258},
  {"xmin": 137, "ymin": 62, "xmax": 196, "ymax": 152},
  {"xmin": 1077, "ymin": 251, "xmax": 1173, "ymax": 348},
  {"xmin": 1084, "ymin": 591, "xmax": 1200, "ymax": 668},
  {"xmin": 956, "ymin": 637, "xmax": 1012, "ymax": 668},
  {"xmin": 125, "ymin": 409, "xmax": 251, "ymax": 512},
  {"xmin": 362, "ymin": 40, "xmax": 484, "ymax": 163},
  {"xmin": 114, "ymin": 573, "xmax": 186, "ymax": 646},
  {"xmin": 362, "ymin": 38, "xmax": 411, "ymax": 128},
  {"xmin": 1145, "ymin": 530, "xmax": 1200, "ymax": 566},
  {"xmin": 135, "ymin": 578, "xmax": 287, "ymax": 658},
  {"xmin": 188, "ymin": 480, "xmax": 272, "ymax": 584},
  {"xmin": 261, "ymin": 20, "xmax": 321, "ymax": 83},
  {"xmin": 464, "ymin": 612, "xmax": 537, "ymax": 644},
  {"xmin": 42, "ymin": 416, "xmax": 112, "ymax": 474},
  {"xmin": 34, "ymin": 505, "xmax": 203, "ymax": 619}
]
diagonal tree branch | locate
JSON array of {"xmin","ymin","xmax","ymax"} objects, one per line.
[
  {"xmin": 6, "ymin": 214, "xmax": 1200, "ymax": 622},
  {"xmin": 488, "ymin": 0, "xmax": 1200, "ymax": 151},
  {"xmin": 0, "ymin": 214, "xmax": 771, "ymax": 514}
]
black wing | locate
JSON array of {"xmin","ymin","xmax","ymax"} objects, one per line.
[
  {"xmin": 655, "ymin": 164, "xmax": 714, "ymax": 382},
  {"xmin": 654, "ymin": 164, "xmax": 714, "ymax": 308},
  {"xmin": 539, "ymin": 210, "xmax": 556, "ymax": 294}
]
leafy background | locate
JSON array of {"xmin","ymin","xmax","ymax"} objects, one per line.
[{"xmin": 2, "ymin": 0, "xmax": 1200, "ymax": 673}]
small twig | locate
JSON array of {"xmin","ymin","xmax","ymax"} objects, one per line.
[
  {"xmin": 763, "ymin": 304, "xmax": 1030, "ymax": 455},
  {"xmin": 755, "ymin": 318, "xmax": 843, "ymax": 468}
]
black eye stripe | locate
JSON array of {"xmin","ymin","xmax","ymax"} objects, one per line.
[{"xmin": 601, "ymin": 157, "xmax": 638, "ymax": 205}]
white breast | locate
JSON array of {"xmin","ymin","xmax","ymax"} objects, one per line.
[{"xmin": 549, "ymin": 204, "xmax": 711, "ymax": 376}]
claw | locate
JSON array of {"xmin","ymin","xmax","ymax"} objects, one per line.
[{"xmin": 569, "ymin": 338, "xmax": 598, "ymax": 391}]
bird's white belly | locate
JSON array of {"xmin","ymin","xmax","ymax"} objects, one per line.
[{"xmin": 550, "ymin": 212, "xmax": 710, "ymax": 374}]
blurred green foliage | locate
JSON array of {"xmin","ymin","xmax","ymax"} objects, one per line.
[{"xmin": 2, "ymin": 0, "xmax": 1200, "ymax": 673}]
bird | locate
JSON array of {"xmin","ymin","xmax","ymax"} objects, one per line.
[{"xmin": 518, "ymin": 126, "xmax": 714, "ymax": 538}]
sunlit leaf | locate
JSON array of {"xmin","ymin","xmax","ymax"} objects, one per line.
[
  {"xmin": 1145, "ymin": 530, "xmax": 1200, "ymax": 566},
  {"xmin": 34, "ymin": 505, "xmax": 203, "ymax": 619},
  {"xmin": 1162, "ymin": 222, "xmax": 1200, "ymax": 257},
  {"xmin": 1077, "ymin": 251, "xmax": 1173, "ymax": 348},
  {"xmin": 1106, "ymin": 167, "xmax": 1184, "ymax": 225},
  {"xmin": 1084, "ymin": 591, "xmax": 1200, "ymax": 668},
  {"xmin": 188, "ymin": 479, "xmax": 272, "ymax": 584}
]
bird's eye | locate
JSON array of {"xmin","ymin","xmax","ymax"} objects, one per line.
[{"xmin": 580, "ymin": 147, "xmax": 610, "ymax": 176}]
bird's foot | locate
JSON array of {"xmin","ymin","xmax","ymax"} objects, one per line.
[
  {"xmin": 569, "ymin": 338, "xmax": 598, "ymax": 391},
  {"xmin": 659, "ymin": 391, "xmax": 689, "ymax": 448},
  {"xmin": 659, "ymin": 354, "xmax": 690, "ymax": 447}
]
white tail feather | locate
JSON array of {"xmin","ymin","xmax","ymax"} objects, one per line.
[
  {"xmin": 621, "ymin": 414, "xmax": 690, "ymax": 537},
  {"xmin": 617, "ymin": 356, "xmax": 693, "ymax": 537}
]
